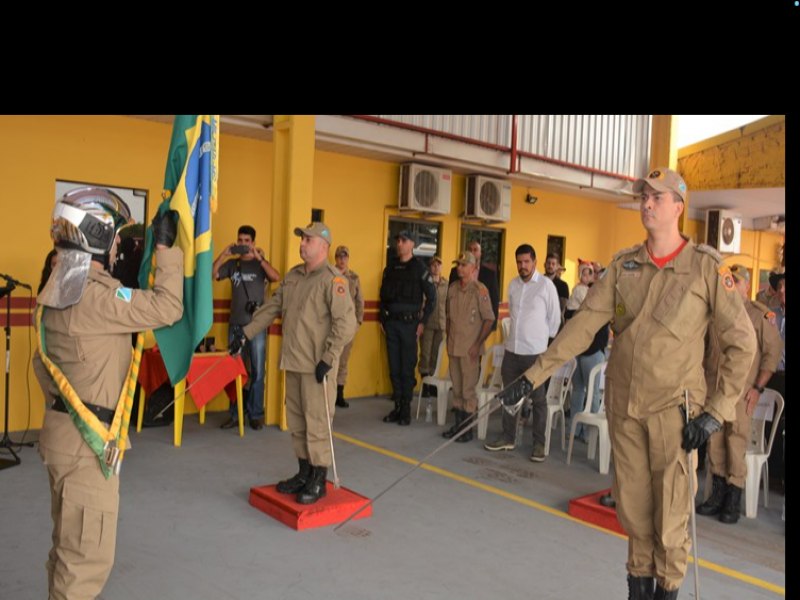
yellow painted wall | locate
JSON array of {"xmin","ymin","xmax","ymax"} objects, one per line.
[
  {"xmin": 678, "ymin": 116, "xmax": 785, "ymax": 190},
  {"xmin": 0, "ymin": 115, "xmax": 781, "ymax": 433}
]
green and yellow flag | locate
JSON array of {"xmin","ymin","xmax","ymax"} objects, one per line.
[{"xmin": 139, "ymin": 115, "xmax": 219, "ymax": 384}]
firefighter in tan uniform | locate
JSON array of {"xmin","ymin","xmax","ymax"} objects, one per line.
[
  {"xmin": 233, "ymin": 222, "xmax": 357, "ymax": 504},
  {"xmin": 495, "ymin": 168, "xmax": 757, "ymax": 600},
  {"xmin": 419, "ymin": 256, "xmax": 449, "ymax": 396},
  {"xmin": 442, "ymin": 252, "xmax": 495, "ymax": 442},
  {"xmin": 697, "ymin": 264, "xmax": 782, "ymax": 524},
  {"xmin": 333, "ymin": 245, "xmax": 364, "ymax": 408},
  {"xmin": 33, "ymin": 188, "xmax": 183, "ymax": 600}
]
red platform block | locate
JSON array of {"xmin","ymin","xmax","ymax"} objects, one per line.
[
  {"xmin": 249, "ymin": 482, "xmax": 372, "ymax": 531},
  {"xmin": 568, "ymin": 488, "xmax": 627, "ymax": 536}
]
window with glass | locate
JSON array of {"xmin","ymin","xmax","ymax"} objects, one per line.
[{"xmin": 386, "ymin": 217, "xmax": 443, "ymax": 266}]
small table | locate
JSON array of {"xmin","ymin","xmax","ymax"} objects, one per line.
[{"xmin": 137, "ymin": 349, "xmax": 248, "ymax": 446}]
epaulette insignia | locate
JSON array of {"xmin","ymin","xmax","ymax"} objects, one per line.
[
  {"xmin": 613, "ymin": 244, "xmax": 642, "ymax": 261},
  {"xmin": 695, "ymin": 244, "xmax": 723, "ymax": 262}
]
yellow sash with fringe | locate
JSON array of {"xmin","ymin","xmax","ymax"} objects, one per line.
[{"xmin": 36, "ymin": 305, "xmax": 143, "ymax": 478}]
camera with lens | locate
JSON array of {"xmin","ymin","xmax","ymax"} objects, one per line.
[{"xmin": 245, "ymin": 300, "xmax": 261, "ymax": 315}]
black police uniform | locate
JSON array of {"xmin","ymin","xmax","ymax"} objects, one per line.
[{"xmin": 380, "ymin": 255, "xmax": 436, "ymax": 425}]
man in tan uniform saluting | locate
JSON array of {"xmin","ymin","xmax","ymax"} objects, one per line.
[
  {"xmin": 698, "ymin": 264, "xmax": 782, "ymax": 524},
  {"xmin": 495, "ymin": 168, "xmax": 757, "ymax": 600},
  {"xmin": 231, "ymin": 222, "xmax": 357, "ymax": 504},
  {"xmin": 442, "ymin": 252, "xmax": 495, "ymax": 442},
  {"xmin": 34, "ymin": 188, "xmax": 184, "ymax": 600}
]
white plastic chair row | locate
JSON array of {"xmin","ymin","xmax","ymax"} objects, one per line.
[
  {"xmin": 476, "ymin": 344, "xmax": 505, "ymax": 440},
  {"xmin": 543, "ymin": 358, "xmax": 577, "ymax": 456},
  {"xmin": 702, "ymin": 388, "xmax": 784, "ymax": 519},
  {"xmin": 416, "ymin": 339, "xmax": 452, "ymax": 424},
  {"xmin": 566, "ymin": 360, "xmax": 610, "ymax": 474}
]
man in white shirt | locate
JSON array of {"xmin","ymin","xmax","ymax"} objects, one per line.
[{"xmin": 484, "ymin": 244, "xmax": 560, "ymax": 461}]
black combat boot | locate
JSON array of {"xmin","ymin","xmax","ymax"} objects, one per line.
[
  {"xmin": 398, "ymin": 400, "xmax": 411, "ymax": 426},
  {"xmin": 454, "ymin": 411, "xmax": 474, "ymax": 443},
  {"xmin": 336, "ymin": 384, "xmax": 349, "ymax": 408},
  {"xmin": 653, "ymin": 584, "xmax": 678, "ymax": 599},
  {"xmin": 442, "ymin": 410, "xmax": 463, "ymax": 439},
  {"xmin": 696, "ymin": 474, "xmax": 727, "ymax": 516},
  {"xmin": 383, "ymin": 401, "xmax": 401, "ymax": 423},
  {"xmin": 627, "ymin": 574, "xmax": 655, "ymax": 600},
  {"xmin": 296, "ymin": 465, "xmax": 328, "ymax": 504},
  {"xmin": 719, "ymin": 483, "xmax": 742, "ymax": 524},
  {"xmin": 599, "ymin": 493, "xmax": 616, "ymax": 508},
  {"xmin": 276, "ymin": 458, "xmax": 312, "ymax": 494}
]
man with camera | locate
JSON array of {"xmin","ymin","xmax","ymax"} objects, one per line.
[{"xmin": 213, "ymin": 225, "xmax": 281, "ymax": 430}]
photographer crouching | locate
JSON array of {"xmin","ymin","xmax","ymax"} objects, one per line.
[{"xmin": 213, "ymin": 225, "xmax": 281, "ymax": 430}]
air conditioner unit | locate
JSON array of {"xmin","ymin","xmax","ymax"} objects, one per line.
[
  {"xmin": 398, "ymin": 163, "xmax": 451, "ymax": 215},
  {"xmin": 465, "ymin": 175, "xmax": 512, "ymax": 222},
  {"xmin": 705, "ymin": 209, "xmax": 742, "ymax": 254}
]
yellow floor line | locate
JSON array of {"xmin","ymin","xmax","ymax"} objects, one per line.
[{"xmin": 334, "ymin": 431, "xmax": 785, "ymax": 597}]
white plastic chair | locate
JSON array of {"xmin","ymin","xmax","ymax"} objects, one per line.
[
  {"xmin": 566, "ymin": 360, "xmax": 610, "ymax": 474},
  {"xmin": 415, "ymin": 338, "xmax": 452, "ymax": 424},
  {"xmin": 744, "ymin": 389, "xmax": 784, "ymax": 518},
  {"xmin": 544, "ymin": 358, "xmax": 577, "ymax": 456},
  {"xmin": 476, "ymin": 345, "xmax": 504, "ymax": 439}
]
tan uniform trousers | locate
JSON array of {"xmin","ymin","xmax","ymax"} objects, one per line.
[
  {"xmin": 285, "ymin": 369, "xmax": 338, "ymax": 467},
  {"xmin": 336, "ymin": 340, "xmax": 354, "ymax": 386},
  {"xmin": 707, "ymin": 398, "xmax": 750, "ymax": 488},
  {"xmin": 609, "ymin": 404, "xmax": 697, "ymax": 592},
  {"xmin": 449, "ymin": 354, "xmax": 480, "ymax": 413},
  {"xmin": 419, "ymin": 327, "xmax": 443, "ymax": 376},
  {"xmin": 40, "ymin": 448, "xmax": 119, "ymax": 600}
]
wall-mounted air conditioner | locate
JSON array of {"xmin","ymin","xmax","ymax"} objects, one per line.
[
  {"xmin": 398, "ymin": 163, "xmax": 451, "ymax": 215},
  {"xmin": 705, "ymin": 209, "xmax": 742, "ymax": 254},
  {"xmin": 465, "ymin": 175, "xmax": 511, "ymax": 222}
]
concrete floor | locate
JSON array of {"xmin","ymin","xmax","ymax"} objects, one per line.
[{"xmin": 0, "ymin": 396, "xmax": 786, "ymax": 599}]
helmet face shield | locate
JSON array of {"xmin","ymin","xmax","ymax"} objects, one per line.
[
  {"xmin": 51, "ymin": 187, "xmax": 133, "ymax": 255},
  {"xmin": 41, "ymin": 187, "xmax": 135, "ymax": 308}
]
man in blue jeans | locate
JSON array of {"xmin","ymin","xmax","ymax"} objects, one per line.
[{"xmin": 213, "ymin": 225, "xmax": 281, "ymax": 430}]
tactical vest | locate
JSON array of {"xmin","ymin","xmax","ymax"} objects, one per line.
[{"xmin": 381, "ymin": 258, "xmax": 424, "ymax": 309}]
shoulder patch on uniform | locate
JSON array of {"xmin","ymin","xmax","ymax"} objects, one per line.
[
  {"xmin": 765, "ymin": 311, "xmax": 777, "ymax": 326},
  {"xmin": 115, "ymin": 287, "xmax": 133, "ymax": 303},
  {"xmin": 612, "ymin": 244, "xmax": 642, "ymax": 261},
  {"xmin": 695, "ymin": 244, "xmax": 723, "ymax": 263},
  {"xmin": 718, "ymin": 265, "xmax": 735, "ymax": 292},
  {"xmin": 332, "ymin": 276, "xmax": 346, "ymax": 285}
]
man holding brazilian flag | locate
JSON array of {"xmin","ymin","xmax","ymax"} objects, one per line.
[{"xmin": 32, "ymin": 115, "xmax": 216, "ymax": 599}]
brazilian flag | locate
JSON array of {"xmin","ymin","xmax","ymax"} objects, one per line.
[{"xmin": 139, "ymin": 115, "xmax": 218, "ymax": 384}]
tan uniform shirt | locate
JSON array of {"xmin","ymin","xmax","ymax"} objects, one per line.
[
  {"xmin": 244, "ymin": 262, "xmax": 357, "ymax": 371},
  {"xmin": 755, "ymin": 289, "xmax": 781, "ymax": 311},
  {"xmin": 704, "ymin": 300, "xmax": 783, "ymax": 398},
  {"xmin": 446, "ymin": 280, "xmax": 495, "ymax": 357},
  {"xmin": 429, "ymin": 278, "xmax": 449, "ymax": 331},
  {"xmin": 34, "ymin": 248, "xmax": 184, "ymax": 457},
  {"xmin": 523, "ymin": 240, "xmax": 757, "ymax": 423},
  {"xmin": 343, "ymin": 269, "xmax": 365, "ymax": 325}
]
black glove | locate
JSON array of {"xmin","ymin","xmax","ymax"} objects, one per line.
[
  {"xmin": 681, "ymin": 412, "xmax": 722, "ymax": 450},
  {"xmin": 496, "ymin": 376, "xmax": 534, "ymax": 407},
  {"xmin": 228, "ymin": 325, "xmax": 247, "ymax": 356},
  {"xmin": 152, "ymin": 209, "xmax": 178, "ymax": 248},
  {"xmin": 315, "ymin": 360, "xmax": 332, "ymax": 383}
]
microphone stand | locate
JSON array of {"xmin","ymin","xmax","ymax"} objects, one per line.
[{"xmin": 0, "ymin": 281, "xmax": 33, "ymax": 470}]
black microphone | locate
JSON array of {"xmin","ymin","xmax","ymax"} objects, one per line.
[{"xmin": 0, "ymin": 274, "xmax": 31, "ymax": 290}]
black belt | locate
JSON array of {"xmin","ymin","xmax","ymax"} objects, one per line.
[
  {"xmin": 385, "ymin": 311, "xmax": 418, "ymax": 323},
  {"xmin": 52, "ymin": 396, "xmax": 115, "ymax": 425}
]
